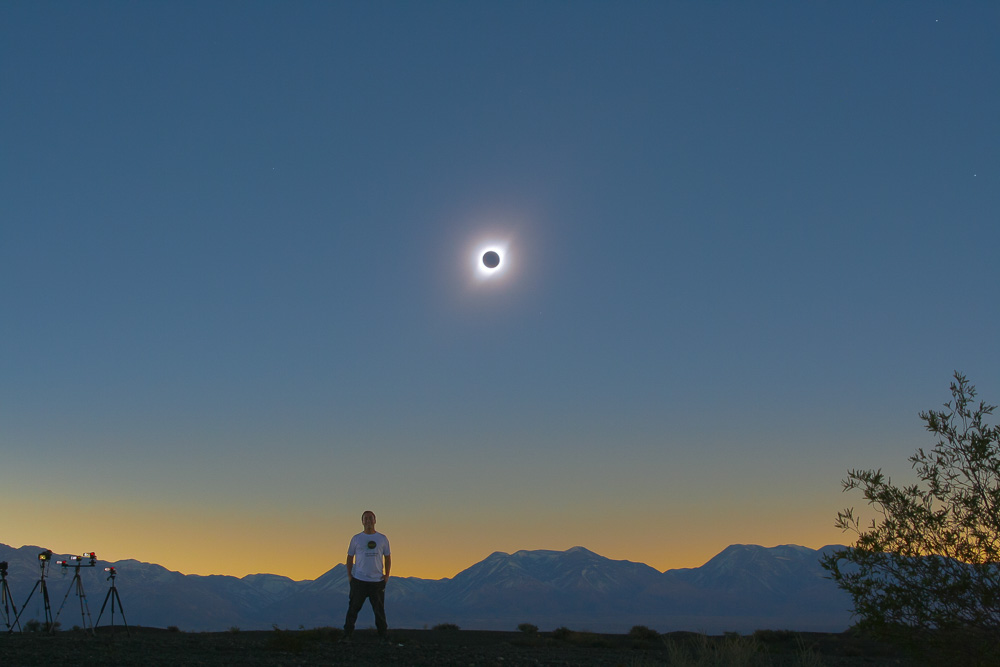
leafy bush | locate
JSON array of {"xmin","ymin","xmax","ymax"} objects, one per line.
[
  {"xmin": 432, "ymin": 623, "xmax": 460, "ymax": 631},
  {"xmin": 517, "ymin": 622, "xmax": 538, "ymax": 635},
  {"xmin": 822, "ymin": 374, "xmax": 1000, "ymax": 662},
  {"xmin": 22, "ymin": 619, "xmax": 60, "ymax": 633},
  {"xmin": 628, "ymin": 625, "xmax": 659, "ymax": 641}
]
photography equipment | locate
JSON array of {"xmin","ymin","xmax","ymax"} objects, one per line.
[
  {"xmin": 54, "ymin": 553, "xmax": 97, "ymax": 635},
  {"xmin": 95, "ymin": 567, "xmax": 129, "ymax": 637},
  {"xmin": 11, "ymin": 550, "xmax": 55, "ymax": 634},
  {"xmin": 1, "ymin": 561, "xmax": 20, "ymax": 632}
]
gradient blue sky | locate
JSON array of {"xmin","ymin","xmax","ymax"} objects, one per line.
[{"xmin": 3, "ymin": 1, "xmax": 998, "ymax": 580}]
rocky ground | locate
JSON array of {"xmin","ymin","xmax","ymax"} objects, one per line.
[{"xmin": 0, "ymin": 626, "xmax": 915, "ymax": 666}]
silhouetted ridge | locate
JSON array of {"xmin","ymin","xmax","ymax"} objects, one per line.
[{"xmin": 0, "ymin": 542, "xmax": 851, "ymax": 633}]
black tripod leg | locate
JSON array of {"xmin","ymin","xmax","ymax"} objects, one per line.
[
  {"xmin": 95, "ymin": 586, "xmax": 113, "ymax": 627},
  {"xmin": 112, "ymin": 587, "xmax": 130, "ymax": 637},
  {"xmin": 54, "ymin": 575, "xmax": 77, "ymax": 625},
  {"xmin": 2, "ymin": 581, "xmax": 21, "ymax": 632},
  {"xmin": 41, "ymin": 581, "xmax": 54, "ymax": 632},
  {"xmin": 11, "ymin": 580, "xmax": 40, "ymax": 633},
  {"xmin": 76, "ymin": 578, "xmax": 94, "ymax": 634}
]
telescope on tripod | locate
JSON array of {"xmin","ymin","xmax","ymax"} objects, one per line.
[
  {"xmin": 54, "ymin": 552, "xmax": 98, "ymax": 634},
  {"xmin": 10, "ymin": 550, "xmax": 55, "ymax": 633},
  {"xmin": 95, "ymin": 566, "xmax": 129, "ymax": 636},
  {"xmin": 1, "ymin": 560, "xmax": 19, "ymax": 632},
  {"xmin": 6, "ymin": 548, "xmax": 128, "ymax": 636}
]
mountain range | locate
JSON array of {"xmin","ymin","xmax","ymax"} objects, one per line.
[{"xmin": 0, "ymin": 543, "xmax": 853, "ymax": 634}]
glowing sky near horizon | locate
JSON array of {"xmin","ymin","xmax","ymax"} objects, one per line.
[{"xmin": 2, "ymin": 2, "xmax": 998, "ymax": 582}]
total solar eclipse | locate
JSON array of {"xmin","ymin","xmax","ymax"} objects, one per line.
[{"xmin": 473, "ymin": 242, "xmax": 508, "ymax": 280}]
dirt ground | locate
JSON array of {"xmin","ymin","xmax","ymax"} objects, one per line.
[{"xmin": 0, "ymin": 626, "xmax": 915, "ymax": 666}]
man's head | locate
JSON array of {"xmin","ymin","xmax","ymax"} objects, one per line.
[{"xmin": 361, "ymin": 510, "xmax": 376, "ymax": 533}]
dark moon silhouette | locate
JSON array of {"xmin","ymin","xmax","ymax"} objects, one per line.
[{"xmin": 483, "ymin": 251, "xmax": 500, "ymax": 268}]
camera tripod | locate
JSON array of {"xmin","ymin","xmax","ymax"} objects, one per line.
[
  {"xmin": 12, "ymin": 555, "xmax": 54, "ymax": 633},
  {"xmin": 54, "ymin": 561, "xmax": 95, "ymax": 635},
  {"xmin": 1, "ymin": 564, "xmax": 20, "ymax": 632},
  {"xmin": 95, "ymin": 567, "xmax": 129, "ymax": 636}
]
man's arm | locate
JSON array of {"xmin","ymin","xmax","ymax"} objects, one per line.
[
  {"xmin": 383, "ymin": 554, "xmax": 391, "ymax": 581},
  {"xmin": 346, "ymin": 554, "xmax": 354, "ymax": 580}
]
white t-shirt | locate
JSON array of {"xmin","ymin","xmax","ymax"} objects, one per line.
[{"xmin": 347, "ymin": 531, "xmax": 390, "ymax": 582}]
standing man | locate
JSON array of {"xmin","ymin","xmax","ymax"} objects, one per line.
[{"xmin": 343, "ymin": 510, "xmax": 391, "ymax": 643}]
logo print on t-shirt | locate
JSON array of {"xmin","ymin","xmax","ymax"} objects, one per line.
[{"xmin": 368, "ymin": 540, "xmax": 377, "ymax": 550}]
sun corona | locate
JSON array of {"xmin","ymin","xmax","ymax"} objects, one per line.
[{"xmin": 474, "ymin": 243, "xmax": 507, "ymax": 279}]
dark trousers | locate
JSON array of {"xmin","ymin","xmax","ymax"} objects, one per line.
[{"xmin": 344, "ymin": 578, "xmax": 387, "ymax": 637}]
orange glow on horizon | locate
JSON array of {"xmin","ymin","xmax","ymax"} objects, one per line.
[{"xmin": 3, "ymin": 513, "xmax": 849, "ymax": 582}]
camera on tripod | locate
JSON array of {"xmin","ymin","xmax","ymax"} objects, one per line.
[
  {"xmin": 57, "ymin": 553, "xmax": 98, "ymax": 568},
  {"xmin": 0, "ymin": 561, "xmax": 7, "ymax": 575},
  {"xmin": 38, "ymin": 550, "xmax": 53, "ymax": 562}
]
